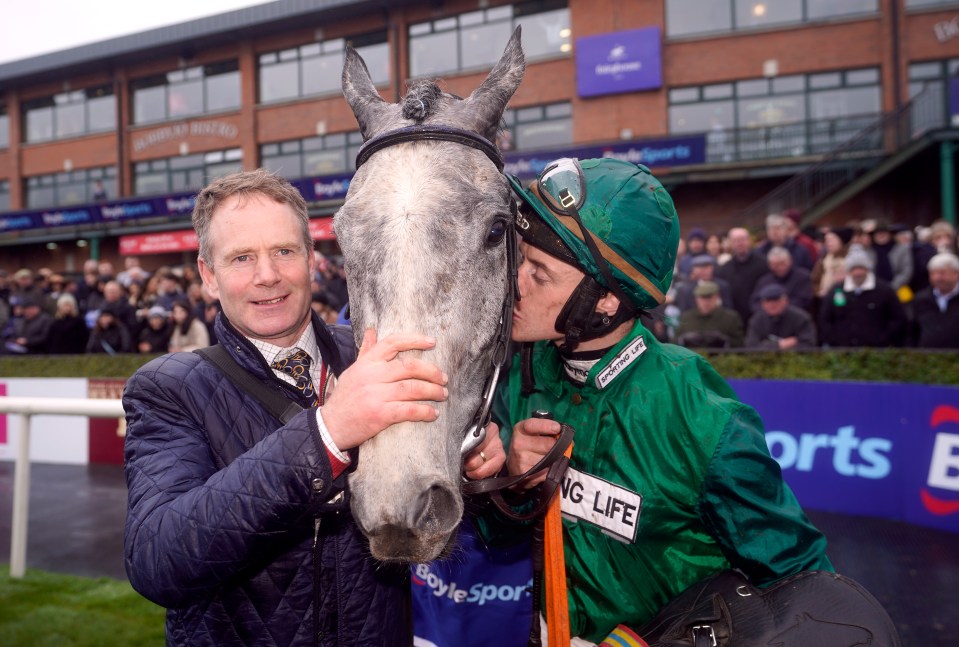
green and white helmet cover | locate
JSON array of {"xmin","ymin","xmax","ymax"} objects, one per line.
[{"xmin": 509, "ymin": 158, "xmax": 680, "ymax": 311}]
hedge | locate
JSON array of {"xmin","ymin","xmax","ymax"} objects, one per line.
[{"xmin": 1, "ymin": 349, "xmax": 958, "ymax": 385}]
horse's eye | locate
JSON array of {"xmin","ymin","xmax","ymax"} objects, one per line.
[{"xmin": 486, "ymin": 219, "xmax": 507, "ymax": 246}]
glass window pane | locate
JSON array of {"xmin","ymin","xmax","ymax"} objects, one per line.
[
  {"xmin": 669, "ymin": 101, "xmax": 734, "ymax": 133},
  {"xmin": 487, "ymin": 5, "xmax": 511, "ymax": 21},
  {"xmin": 325, "ymin": 132, "xmax": 346, "ymax": 147},
  {"xmin": 515, "ymin": 117, "xmax": 571, "ymax": 150},
  {"xmin": 263, "ymin": 152, "xmax": 303, "ymax": 178},
  {"xmin": 846, "ymin": 68, "xmax": 880, "ymax": 85},
  {"xmin": 0, "ymin": 185, "xmax": 9, "ymax": 212},
  {"xmin": 737, "ymin": 94, "xmax": 806, "ymax": 127},
  {"xmin": 357, "ymin": 42, "xmax": 390, "ymax": 86},
  {"xmin": 27, "ymin": 183, "xmax": 56, "ymax": 208},
  {"xmin": 300, "ymin": 43, "xmax": 321, "ymax": 57},
  {"xmin": 772, "ymin": 75, "xmax": 804, "ymax": 94},
  {"xmin": 516, "ymin": 106, "xmax": 544, "ymax": 122},
  {"xmin": 87, "ymin": 94, "xmax": 116, "ymax": 131},
  {"xmin": 736, "ymin": 79, "xmax": 769, "ymax": 97},
  {"xmin": 517, "ymin": 8, "xmax": 571, "ymax": 59},
  {"xmin": 206, "ymin": 161, "xmax": 243, "ymax": 183},
  {"xmin": 809, "ymin": 86, "xmax": 881, "ymax": 119},
  {"xmin": 807, "ymin": 0, "xmax": 877, "ymax": 19},
  {"xmin": 170, "ymin": 153, "xmax": 203, "ymax": 170},
  {"xmin": 133, "ymin": 85, "xmax": 166, "ymax": 124},
  {"xmin": 224, "ymin": 148, "xmax": 242, "ymax": 161},
  {"xmin": 461, "ymin": 22, "xmax": 513, "ymax": 69},
  {"xmin": 206, "ymin": 70, "xmax": 241, "ymax": 112},
  {"xmin": 703, "ymin": 83, "xmax": 734, "ymax": 99},
  {"xmin": 908, "ymin": 62, "xmax": 941, "ymax": 80},
  {"xmin": 666, "ymin": 0, "xmax": 732, "ymax": 37},
  {"xmin": 409, "ymin": 22, "xmax": 431, "ymax": 37},
  {"xmin": 0, "ymin": 114, "xmax": 8, "ymax": 148},
  {"xmin": 302, "ymin": 52, "xmax": 343, "ymax": 96},
  {"xmin": 735, "ymin": 0, "xmax": 801, "ymax": 29},
  {"xmin": 305, "ymin": 149, "xmax": 347, "ymax": 175},
  {"xmin": 435, "ymin": 17, "xmax": 457, "ymax": 31},
  {"xmin": 669, "ymin": 87, "xmax": 700, "ymax": 103},
  {"xmin": 55, "ymin": 102, "xmax": 84, "ymax": 138},
  {"xmin": 459, "ymin": 9, "xmax": 484, "ymax": 27},
  {"xmin": 809, "ymin": 72, "xmax": 841, "ymax": 89},
  {"xmin": 26, "ymin": 106, "xmax": 54, "ymax": 142},
  {"xmin": 168, "ymin": 79, "xmax": 203, "ymax": 117},
  {"xmin": 905, "ymin": 0, "xmax": 959, "ymax": 7},
  {"xmin": 57, "ymin": 179, "xmax": 86, "ymax": 205},
  {"xmin": 410, "ymin": 31, "xmax": 458, "ymax": 77},
  {"xmin": 260, "ymin": 60, "xmax": 300, "ymax": 102}
]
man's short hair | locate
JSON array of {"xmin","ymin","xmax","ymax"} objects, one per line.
[
  {"xmin": 192, "ymin": 169, "xmax": 312, "ymax": 263},
  {"xmin": 759, "ymin": 284, "xmax": 787, "ymax": 301},
  {"xmin": 766, "ymin": 246, "xmax": 792, "ymax": 262},
  {"xmin": 928, "ymin": 252, "xmax": 959, "ymax": 272},
  {"xmin": 765, "ymin": 214, "xmax": 788, "ymax": 229}
]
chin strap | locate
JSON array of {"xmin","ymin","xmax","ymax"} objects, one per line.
[{"xmin": 554, "ymin": 276, "xmax": 635, "ymax": 353}]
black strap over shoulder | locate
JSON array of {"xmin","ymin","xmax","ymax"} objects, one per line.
[{"xmin": 195, "ymin": 345, "xmax": 304, "ymax": 425}]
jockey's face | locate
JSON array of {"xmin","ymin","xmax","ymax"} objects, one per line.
[
  {"xmin": 512, "ymin": 241, "xmax": 584, "ymax": 344},
  {"xmin": 198, "ymin": 193, "xmax": 314, "ymax": 347}
]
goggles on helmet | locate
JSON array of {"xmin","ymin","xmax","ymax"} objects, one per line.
[{"xmin": 537, "ymin": 157, "xmax": 587, "ymax": 216}]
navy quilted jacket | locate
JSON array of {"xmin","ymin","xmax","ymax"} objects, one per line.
[{"xmin": 123, "ymin": 312, "xmax": 410, "ymax": 646}]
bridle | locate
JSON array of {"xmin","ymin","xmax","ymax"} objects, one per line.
[{"xmin": 353, "ymin": 124, "xmax": 521, "ymax": 458}]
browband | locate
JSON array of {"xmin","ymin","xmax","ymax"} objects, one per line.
[{"xmin": 355, "ymin": 125, "xmax": 505, "ymax": 171}]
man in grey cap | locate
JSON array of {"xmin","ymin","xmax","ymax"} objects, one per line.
[
  {"xmin": 675, "ymin": 280, "xmax": 744, "ymax": 348},
  {"xmin": 910, "ymin": 252, "xmax": 959, "ymax": 348},
  {"xmin": 745, "ymin": 284, "xmax": 817, "ymax": 350},
  {"xmin": 818, "ymin": 248, "xmax": 906, "ymax": 348}
]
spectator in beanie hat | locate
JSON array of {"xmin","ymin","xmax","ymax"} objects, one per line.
[
  {"xmin": 818, "ymin": 248, "xmax": 906, "ymax": 347},
  {"xmin": 676, "ymin": 227, "xmax": 709, "ymax": 279}
]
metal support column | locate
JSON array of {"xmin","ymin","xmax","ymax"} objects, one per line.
[
  {"xmin": 10, "ymin": 414, "xmax": 32, "ymax": 578},
  {"xmin": 942, "ymin": 141, "xmax": 956, "ymax": 226}
]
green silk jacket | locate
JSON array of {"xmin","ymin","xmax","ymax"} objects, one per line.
[{"xmin": 496, "ymin": 320, "xmax": 832, "ymax": 642}]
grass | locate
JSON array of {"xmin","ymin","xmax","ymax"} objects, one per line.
[{"xmin": 0, "ymin": 566, "xmax": 165, "ymax": 646}]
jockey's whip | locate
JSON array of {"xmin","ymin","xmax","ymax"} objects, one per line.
[{"xmin": 545, "ymin": 436, "xmax": 574, "ymax": 646}]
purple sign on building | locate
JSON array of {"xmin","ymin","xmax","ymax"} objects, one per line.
[{"xmin": 576, "ymin": 27, "xmax": 662, "ymax": 98}]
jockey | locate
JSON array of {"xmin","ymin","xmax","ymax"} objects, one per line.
[{"xmin": 498, "ymin": 157, "xmax": 833, "ymax": 643}]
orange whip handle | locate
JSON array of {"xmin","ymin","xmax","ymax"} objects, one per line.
[{"xmin": 545, "ymin": 440, "xmax": 573, "ymax": 646}]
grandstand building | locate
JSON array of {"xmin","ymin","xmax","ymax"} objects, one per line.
[{"xmin": 1, "ymin": 0, "xmax": 957, "ymax": 271}]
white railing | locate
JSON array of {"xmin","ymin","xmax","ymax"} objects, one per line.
[{"xmin": 0, "ymin": 396, "xmax": 124, "ymax": 578}]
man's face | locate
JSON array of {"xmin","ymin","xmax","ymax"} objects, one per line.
[
  {"xmin": 849, "ymin": 266, "xmax": 869, "ymax": 285},
  {"xmin": 728, "ymin": 229, "xmax": 751, "ymax": 257},
  {"xmin": 687, "ymin": 238, "xmax": 705, "ymax": 255},
  {"xmin": 103, "ymin": 283, "xmax": 122, "ymax": 303},
  {"xmin": 930, "ymin": 267, "xmax": 959, "ymax": 294},
  {"xmin": 512, "ymin": 241, "xmax": 585, "ymax": 344},
  {"xmin": 761, "ymin": 296, "xmax": 788, "ymax": 317},
  {"xmin": 696, "ymin": 293, "xmax": 719, "ymax": 315},
  {"xmin": 767, "ymin": 223, "xmax": 788, "ymax": 246},
  {"xmin": 198, "ymin": 194, "xmax": 314, "ymax": 348},
  {"xmin": 769, "ymin": 256, "xmax": 791, "ymax": 277},
  {"xmin": 690, "ymin": 264, "xmax": 714, "ymax": 281}
]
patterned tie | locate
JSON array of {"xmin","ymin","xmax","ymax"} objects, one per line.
[{"xmin": 271, "ymin": 348, "xmax": 319, "ymax": 407}]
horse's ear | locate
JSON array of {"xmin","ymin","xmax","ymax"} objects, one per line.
[
  {"xmin": 342, "ymin": 46, "xmax": 399, "ymax": 139},
  {"xmin": 461, "ymin": 26, "xmax": 526, "ymax": 141}
]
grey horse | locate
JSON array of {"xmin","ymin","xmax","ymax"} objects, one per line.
[{"xmin": 336, "ymin": 29, "xmax": 525, "ymax": 563}]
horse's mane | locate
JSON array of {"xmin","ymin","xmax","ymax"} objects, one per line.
[{"xmin": 402, "ymin": 80, "xmax": 443, "ymax": 122}]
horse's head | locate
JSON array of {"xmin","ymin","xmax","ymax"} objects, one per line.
[{"xmin": 336, "ymin": 29, "xmax": 525, "ymax": 562}]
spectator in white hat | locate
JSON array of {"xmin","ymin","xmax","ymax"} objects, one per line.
[{"xmin": 910, "ymin": 253, "xmax": 959, "ymax": 348}]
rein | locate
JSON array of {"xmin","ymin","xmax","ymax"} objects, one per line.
[{"xmin": 354, "ymin": 124, "xmax": 519, "ymax": 457}]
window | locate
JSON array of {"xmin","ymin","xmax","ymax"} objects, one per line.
[
  {"xmin": 22, "ymin": 85, "xmax": 115, "ymax": 143},
  {"xmin": 500, "ymin": 102, "xmax": 572, "ymax": 151},
  {"xmin": 0, "ymin": 106, "xmax": 8, "ymax": 149},
  {"xmin": 409, "ymin": 1, "xmax": 570, "ymax": 78},
  {"xmin": 666, "ymin": 0, "xmax": 878, "ymax": 38},
  {"xmin": 0, "ymin": 180, "xmax": 9, "ymax": 212},
  {"xmin": 669, "ymin": 68, "xmax": 881, "ymax": 160},
  {"xmin": 908, "ymin": 58, "xmax": 959, "ymax": 134},
  {"xmin": 133, "ymin": 149, "xmax": 242, "ymax": 196},
  {"xmin": 259, "ymin": 32, "xmax": 388, "ymax": 103},
  {"xmin": 906, "ymin": 0, "xmax": 959, "ymax": 7},
  {"xmin": 131, "ymin": 61, "xmax": 240, "ymax": 125},
  {"xmin": 25, "ymin": 166, "xmax": 116, "ymax": 209},
  {"xmin": 261, "ymin": 132, "xmax": 364, "ymax": 178}
]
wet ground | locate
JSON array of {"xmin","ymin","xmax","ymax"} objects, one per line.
[{"xmin": 0, "ymin": 462, "xmax": 956, "ymax": 646}]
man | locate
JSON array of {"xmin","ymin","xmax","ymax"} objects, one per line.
[
  {"xmin": 756, "ymin": 213, "xmax": 813, "ymax": 270},
  {"xmin": 910, "ymin": 252, "xmax": 959, "ymax": 348},
  {"xmin": 818, "ymin": 248, "xmax": 906, "ymax": 348},
  {"xmin": 744, "ymin": 284, "xmax": 817, "ymax": 350},
  {"xmin": 675, "ymin": 227, "xmax": 708, "ymax": 279},
  {"xmin": 11, "ymin": 296, "xmax": 53, "ymax": 354},
  {"xmin": 123, "ymin": 170, "xmax": 503, "ymax": 646},
  {"xmin": 670, "ymin": 255, "xmax": 732, "ymax": 313},
  {"xmin": 675, "ymin": 280, "xmax": 744, "ymax": 348},
  {"xmin": 498, "ymin": 158, "xmax": 830, "ymax": 643},
  {"xmin": 715, "ymin": 227, "xmax": 767, "ymax": 325},
  {"xmin": 783, "ymin": 209, "xmax": 819, "ymax": 267},
  {"xmin": 751, "ymin": 246, "xmax": 814, "ymax": 313}
]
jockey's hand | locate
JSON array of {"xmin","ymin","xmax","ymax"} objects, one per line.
[
  {"xmin": 507, "ymin": 416, "xmax": 562, "ymax": 489},
  {"xmin": 463, "ymin": 422, "xmax": 506, "ymax": 480},
  {"xmin": 322, "ymin": 328, "xmax": 447, "ymax": 450}
]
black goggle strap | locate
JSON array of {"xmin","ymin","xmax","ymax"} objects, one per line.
[{"xmin": 562, "ymin": 197, "xmax": 635, "ymax": 317}]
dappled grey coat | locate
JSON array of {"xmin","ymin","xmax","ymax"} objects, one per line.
[{"xmin": 123, "ymin": 312, "xmax": 409, "ymax": 646}]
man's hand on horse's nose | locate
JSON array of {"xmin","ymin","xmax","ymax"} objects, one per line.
[{"xmin": 321, "ymin": 328, "xmax": 449, "ymax": 450}]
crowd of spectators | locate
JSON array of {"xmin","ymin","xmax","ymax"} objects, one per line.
[
  {"xmin": 654, "ymin": 213, "xmax": 959, "ymax": 351},
  {"xmin": 0, "ymin": 252, "xmax": 350, "ymax": 356},
  {"xmin": 2, "ymin": 214, "xmax": 956, "ymax": 356}
]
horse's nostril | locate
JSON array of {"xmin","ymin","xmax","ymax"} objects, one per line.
[{"xmin": 410, "ymin": 482, "xmax": 460, "ymax": 533}]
